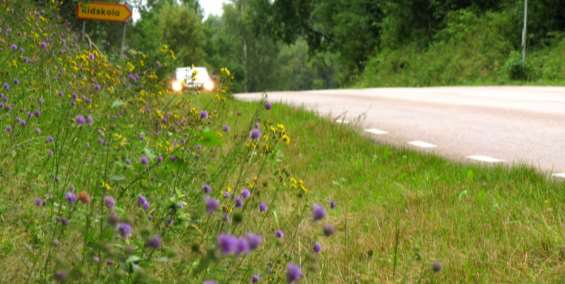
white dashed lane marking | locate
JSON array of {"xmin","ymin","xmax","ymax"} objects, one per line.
[
  {"xmin": 408, "ymin": 140, "xmax": 437, "ymax": 149},
  {"xmin": 551, "ymin": 173, "xmax": 565, "ymax": 179},
  {"xmin": 364, "ymin": 128, "xmax": 388, "ymax": 135},
  {"xmin": 466, "ymin": 155, "xmax": 504, "ymax": 163}
]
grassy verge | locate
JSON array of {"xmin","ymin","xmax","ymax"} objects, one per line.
[{"xmin": 194, "ymin": 95, "xmax": 565, "ymax": 282}]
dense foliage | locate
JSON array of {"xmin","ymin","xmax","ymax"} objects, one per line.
[{"xmin": 53, "ymin": 0, "xmax": 565, "ymax": 90}]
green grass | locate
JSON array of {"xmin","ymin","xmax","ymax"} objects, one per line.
[{"xmin": 195, "ymin": 95, "xmax": 565, "ymax": 282}]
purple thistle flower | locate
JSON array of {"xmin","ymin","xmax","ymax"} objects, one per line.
[
  {"xmin": 75, "ymin": 115, "xmax": 86, "ymax": 126},
  {"xmin": 200, "ymin": 110, "xmax": 209, "ymax": 120},
  {"xmin": 3, "ymin": 82, "xmax": 10, "ymax": 90},
  {"xmin": 234, "ymin": 196, "xmax": 244, "ymax": 208},
  {"xmin": 323, "ymin": 224, "xmax": 336, "ymax": 237},
  {"xmin": 312, "ymin": 203, "xmax": 326, "ymax": 221},
  {"xmin": 104, "ymin": 196, "xmax": 115, "ymax": 209},
  {"xmin": 35, "ymin": 198, "xmax": 45, "ymax": 207},
  {"xmin": 251, "ymin": 274, "xmax": 261, "ymax": 283},
  {"xmin": 4, "ymin": 126, "xmax": 12, "ymax": 133},
  {"xmin": 140, "ymin": 155, "xmax": 149, "ymax": 165},
  {"xmin": 240, "ymin": 187, "xmax": 251, "ymax": 199},
  {"xmin": 40, "ymin": 41, "xmax": 47, "ymax": 49},
  {"xmin": 223, "ymin": 191, "xmax": 231, "ymax": 199},
  {"xmin": 117, "ymin": 223, "xmax": 133, "ymax": 238},
  {"xmin": 259, "ymin": 202, "xmax": 268, "ymax": 212},
  {"xmin": 86, "ymin": 114, "xmax": 93, "ymax": 126},
  {"xmin": 13, "ymin": 79, "xmax": 19, "ymax": 85},
  {"xmin": 138, "ymin": 195, "xmax": 150, "ymax": 211},
  {"xmin": 235, "ymin": 238, "xmax": 250, "ymax": 255},
  {"xmin": 88, "ymin": 53, "xmax": 96, "ymax": 61},
  {"xmin": 10, "ymin": 44, "xmax": 17, "ymax": 50},
  {"xmin": 249, "ymin": 128, "xmax": 261, "ymax": 140},
  {"xmin": 202, "ymin": 183, "xmax": 212, "ymax": 194},
  {"xmin": 145, "ymin": 235, "xmax": 162, "ymax": 249},
  {"xmin": 264, "ymin": 101, "xmax": 272, "ymax": 110},
  {"xmin": 65, "ymin": 192, "xmax": 77, "ymax": 204},
  {"xmin": 16, "ymin": 117, "xmax": 26, "ymax": 126},
  {"xmin": 286, "ymin": 263, "xmax": 303, "ymax": 283},
  {"xmin": 218, "ymin": 233, "xmax": 238, "ymax": 255},
  {"xmin": 275, "ymin": 229, "xmax": 284, "ymax": 239},
  {"xmin": 244, "ymin": 233, "xmax": 262, "ymax": 250},
  {"xmin": 169, "ymin": 155, "xmax": 177, "ymax": 161},
  {"xmin": 94, "ymin": 83, "xmax": 101, "ymax": 91},
  {"xmin": 222, "ymin": 124, "xmax": 230, "ymax": 132},
  {"xmin": 313, "ymin": 242, "xmax": 321, "ymax": 253},
  {"xmin": 206, "ymin": 197, "xmax": 220, "ymax": 214},
  {"xmin": 47, "ymin": 136, "xmax": 54, "ymax": 143}
]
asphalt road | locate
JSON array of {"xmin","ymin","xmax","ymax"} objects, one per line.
[{"xmin": 235, "ymin": 87, "xmax": 565, "ymax": 176}]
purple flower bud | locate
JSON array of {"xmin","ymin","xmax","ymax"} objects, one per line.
[
  {"xmin": 117, "ymin": 223, "xmax": 133, "ymax": 238},
  {"xmin": 138, "ymin": 195, "xmax": 150, "ymax": 211},
  {"xmin": 234, "ymin": 196, "xmax": 244, "ymax": 208},
  {"xmin": 244, "ymin": 233, "xmax": 262, "ymax": 250},
  {"xmin": 323, "ymin": 224, "xmax": 336, "ymax": 237},
  {"xmin": 235, "ymin": 238, "xmax": 250, "ymax": 255},
  {"xmin": 206, "ymin": 197, "xmax": 220, "ymax": 214},
  {"xmin": 10, "ymin": 44, "xmax": 17, "ymax": 50},
  {"xmin": 432, "ymin": 260, "xmax": 442, "ymax": 272},
  {"xmin": 222, "ymin": 124, "xmax": 230, "ymax": 132},
  {"xmin": 259, "ymin": 202, "xmax": 268, "ymax": 212},
  {"xmin": 3, "ymin": 82, "xmax": 10, "ymax": 90},
  {"xmin": 275, "ymin": 229, "xmax": 284, "ymax": 239},
  {"xmin": 47, "ymin": 136, "xmax": 54, "ymax": 143},
  {"xmin": 146, "ymin": 235, "xmax": 162, "ymax": 249},
  {"xmin": 104, "ymin": 196, "xmax": 115, "ymax": 209},
  {"xmin": 88, "ymin": 53, "xmax": 96, "ymax": 60},
  {"xmin": 251, "ymin": 274, "xmax": 261, "ymax": 283},
  {"xmin": 35, "ymin": 198, "xmax": 45, "ymax": 207},
  {"xmin": 218, "ymin": 233, "xmax": 238, "ymax": 255},
  {"xmin": 330, "ymin": 200, "xmax": 336, "ymax": 209},
  {"xmin": 312, "ymin": 203, "xmax": 326, "ymax": 221},
  {"xmin": 202, "ymin": 183, "xmax": 212, "ymax": 194},
  {"xmin": 286, "ymin": 263, "xmax": 303, "ymax": 283},
  {"xmin": 140, "ymin": 155, "xmax": 149, "ymax": 165},
  {"xmin": 40, "ymin": 41, "xmax": 47, "ymax": 49},
  {"xmin": 240, "ymin": 187, "xmax": 251, "ymax": 199},
  {"xmin": 313, "ymin": 242, "xmax": 321, "ymax": 253},
  {"xmin": 75, "ymin": 115, "xmax": 86, "ymax": 125},
  {"xmin": 65, "ymin": 192, "xmax": 77, "ymax": 204},
  {"xmin": 200, "ymin": 111, "xmax": 208, "ymax": 120},
  {"xmin": 264, "ymin": 101, "xmax": 272, "ymax": 110},
  {"xmin": 249, "ymin": 128, "xmax": 261, "ymax": 140}
]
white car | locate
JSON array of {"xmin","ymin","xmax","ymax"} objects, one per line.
[{"xmin": 172, "ymin": 67, "xmax": 215, "ymax": 92}]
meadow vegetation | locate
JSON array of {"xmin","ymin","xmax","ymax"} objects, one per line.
[{"xmin": 0, "ymin": 1, "xmax": 564, "ymax": 283}]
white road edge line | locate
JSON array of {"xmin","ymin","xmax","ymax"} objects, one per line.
[
  {"xmin": 408, "ymin": 140, "xmax": 437, "ymax": 149},
  {"xmin": 551, "ymin": 173, "xmax": 565, "ymax": 179},
  {"xmin": 335, "ymin": 119, "xmax": 349, "ymax": 124},
  {"xmin": 364, "ymin": 128, "xmax": 388, "ymax": 135},
  {"xmin": 466, "ymin": 155, "xmax": 504, "ymax": 163}
]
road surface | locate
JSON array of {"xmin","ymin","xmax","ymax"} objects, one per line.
[{"xmin": 235, "ymin": 87, "xmax": 565, "ymax": 177}]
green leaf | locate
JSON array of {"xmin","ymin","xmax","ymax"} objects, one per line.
[{"xmin": 111, "ymin": 99, "xmax": 125, "ymax": 108}]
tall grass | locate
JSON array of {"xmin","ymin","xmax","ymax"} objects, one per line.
[{"xmin": 0, "ymin": 2, "xmax": 337, "ymax": 282}]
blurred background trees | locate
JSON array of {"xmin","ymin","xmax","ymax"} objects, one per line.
[{"xmin": 53, "ymin": 0, "xmax": 565, "ymax": 91}]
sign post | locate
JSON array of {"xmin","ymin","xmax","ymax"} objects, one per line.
[
  {"xmin": 77, "ymin": 2, "xmax": 132, "ymax": 22},
  {"xmin": 77, "ymin": 2, "xmax": 132, "ymax": 56}
]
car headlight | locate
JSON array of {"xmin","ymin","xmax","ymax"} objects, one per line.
[
  {"xmin": 171, "ymin": 80, "xmax": 183, "ymax": 92},
  {"xmin": 203, "ymin": 80, "xmax": 214, "ymax": 91}
]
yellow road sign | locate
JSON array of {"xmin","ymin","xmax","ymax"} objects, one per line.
[{"xmin": 77, "ymin": 2, "xmax": 132, "ymax": 22}]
